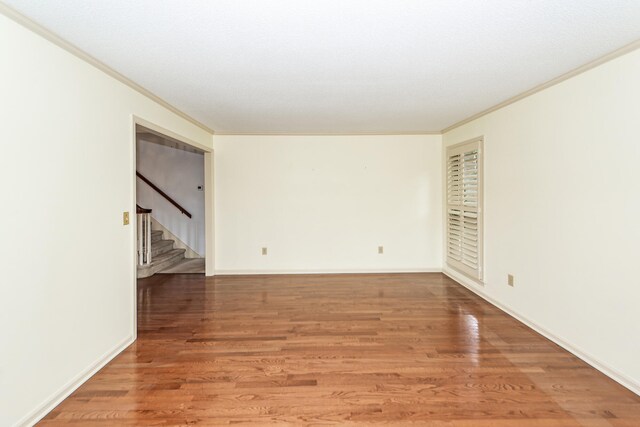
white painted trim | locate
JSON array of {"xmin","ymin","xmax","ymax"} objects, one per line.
[
  {"xmin": 130, "ymin": 117, "xmax": 139, "ymax": 340},
  {"xmin": 214, "ymin": 268, "xmax": 442, "ymax": 276},
  {"xmin": 443, "ymin": 267, "xmax": 640, "ymax": 397},
  {"xmin": 17, "ymin": 335, "xmax": 134, "ymax": 427},
  {"xmin": 133, "ymin": 116, "xmax": 212, "ymax": 153},
  {"xmin": 214, "ymin": 131, "xmax": 442, "ymax": 136},
  {"xmin": 0, "ymin": 4, "xmax": 214, "ymax": 135},
  {"xmin": 3, "ymin": 0, "xmax": 637, "ymax": 138},
  {"xmin": 441, "ymin": 39, "xmax": 640, "ymax": 133},
  {"xmin": 443, "ymin": 264, "xmax": 485, "ymax": 288},
  {"xmin": 204, "ymin": 151, "xmax": 215, "ymax": 277}
]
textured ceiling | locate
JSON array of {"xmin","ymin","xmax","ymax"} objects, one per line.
[{"xmin": 5, "ymin": 0, "xmax": 640, "ymax": 133}]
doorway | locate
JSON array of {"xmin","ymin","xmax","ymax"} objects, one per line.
[{"xmin": 135, "ymin": 124, "xmax": 207, "ymax": 276}]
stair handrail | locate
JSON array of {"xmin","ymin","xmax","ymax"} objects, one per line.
[
  {"xmin": 136, "ymin": 171, "xmax": 192, "ymax": 218},
  {"xmin": 136, "ymin": 204, "xmax": 152, "ymax": 214}
]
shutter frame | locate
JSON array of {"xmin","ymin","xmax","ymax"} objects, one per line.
[{"xmin": 446, "ymin": 138, "xmax": 483, "ymax": 280}]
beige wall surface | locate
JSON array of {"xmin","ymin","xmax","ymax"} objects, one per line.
[
  {"xmin": 443, "ymin": 48, "xmax": 640, "ymax": 393},
  {"xmin": 213, "ymin": 135, "xmax": 443, "ymax": 274},
  {"xmin": 3, "ymin": 3, "xmax": 640, "ymax": 424},
  {"xmin": 0, "ymin": 13, "xmax": 212, "ymax": 426}
]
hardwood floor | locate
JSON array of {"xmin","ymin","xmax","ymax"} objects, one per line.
[{"xmin": 41, "ymin": 273, "xmax": 640, "ymax": 425}]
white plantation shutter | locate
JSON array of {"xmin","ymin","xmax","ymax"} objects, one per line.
[{"xmin": 447, "ymin": 139, "xmax": 483, "ymax": 280}]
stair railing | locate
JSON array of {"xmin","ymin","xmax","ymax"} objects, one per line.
[
  {"xmin": 137, "ymin": 205, "xmax": 152, "ymax": 266},
  {"xmin": 136, "ymin": 171, "xmax": 192, "ymax": 218}
]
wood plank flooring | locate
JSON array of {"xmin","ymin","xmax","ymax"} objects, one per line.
[{"xmin": 41, "ymin": 273, "xmax": 640, "ymax": 425}]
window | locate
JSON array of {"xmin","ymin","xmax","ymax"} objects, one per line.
[{"xmin": 446, "ymin": 138, "xmax": 483, "ymax": 280}]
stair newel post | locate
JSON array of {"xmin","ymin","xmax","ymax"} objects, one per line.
[
  {"xmin": 136, "ymin": 206, "xmax": 153, "ymax": 267},
  {"xmin": 137, "ymin": 212, "xmax": 143, "ymax": 265},
  {"xmin": 145, "ymin": 213, "xmax": 152, "ymax": 265}
]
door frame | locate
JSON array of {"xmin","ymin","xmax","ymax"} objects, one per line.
[{"xmin": 130, "ymin": 115, "xmax": 215, "ymax": 338}]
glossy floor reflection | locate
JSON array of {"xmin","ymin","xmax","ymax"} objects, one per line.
[{"xmin": 42, "ymin": 273, "xmax": 640, "ymax": 425}]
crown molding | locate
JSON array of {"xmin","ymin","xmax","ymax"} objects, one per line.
[
  {"xmin": 0, "ymin": 2, "xmax": 215, "ymax": 135},
  {"xmin": 214, "ymin": 131, "xmax": 442, "ymax": 136},
  {"xmin": 441, "ymin": 38, "xmax": 640, "ymax": 134},
  {"xmin": 6, "ymin": 0, "xmax": 637, "ymax": 139}
]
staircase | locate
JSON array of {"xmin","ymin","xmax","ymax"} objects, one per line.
[
  {"xmin": 137, "ymin": 229, "xmax": 186, "ymax": 279},
  {"xmin": 136, "ymin": 173, "xmax": 193, "ymax": 278}
]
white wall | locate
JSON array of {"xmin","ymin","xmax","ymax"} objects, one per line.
[
  {"xmin": 443, "ymin": 48, "xmax": 640, "ymax": 393},
  {"xmin": 137, "ymin": 139, "xmax": 205, "ymax": 256},
  {"xmin": 0, "ymin": 13, "xmax": 212, "ymax": 427},
  {"xmin": 214, "ymin": 135, "xmax": 442, "ymax": 274}
]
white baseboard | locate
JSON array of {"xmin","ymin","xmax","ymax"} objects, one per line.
[
  {"xmin": 17, "ymin": 335, "xmax": 135, "ymax": 427},
  {"xmin": 214, "ymin": 268, "xmax": 442, "ymax": 276},
  {"xmin": 443, "ymin": 267, "xmax": 640, "ymax": 397}
]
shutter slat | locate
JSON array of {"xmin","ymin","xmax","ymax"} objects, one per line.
[{"xmin": 447, "ymin": 140, "xmax": 482, "ymax": 280}]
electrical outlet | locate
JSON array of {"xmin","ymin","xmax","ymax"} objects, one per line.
[
  {"xmin": 508, "ymin": 274, "xmax": 514, "ymax": 287},
  {"xmin": 262, "ymin": 247, "xmax": 268, "ymax": 255},
  {"xmin": 123, "ymin": 211, "xmax": 130, "ymax": 225},
  {"xmin": 378, "ymin": 246, "xmax": 384, "ymax": 254}
]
